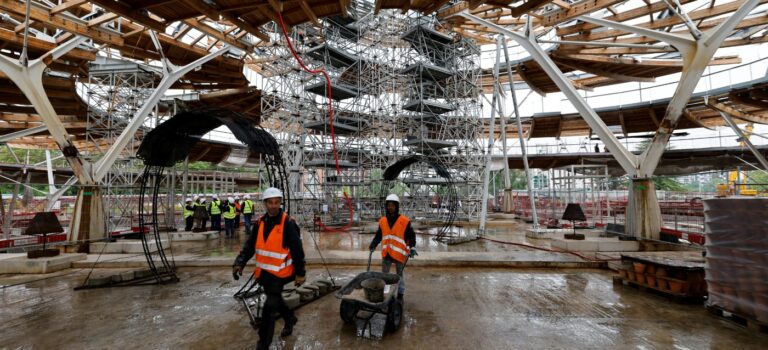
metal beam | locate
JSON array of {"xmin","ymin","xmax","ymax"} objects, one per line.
[
  {"xmin": 720, "ymin": 111, "xmax": 768, "ymax": 171},
  {"xmin": 577, "ymin": 14, "xmax": 695, "ymax": 55},
  {"xmin": 0, "ymin": 124, "xmax": 48, "ymax": 143},
  {"xmin": 503, "ymin": 38, "xmax": 538, "ymax": 229},
  {"xmin": 460, "ymin": 13, "xmax": 639, "ymax": 175},
  {"xmin": 479, "ymin": 35, "xmax": 503, "ymax": 234},
  {"xmin": 0, "ymin": 36, "xmax": 94, "ymax": 184},
  {"xmin": 637, "ymin": 0, "xmax": 760, "ymax": 176},
  {"xmin": 93, "ymin": 42, "xmax": 232, "ymax": 182}
]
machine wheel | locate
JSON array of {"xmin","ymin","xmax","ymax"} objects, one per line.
[
  {"xmin": 340, "ymin": 300, "xmax": 358, "ymax": 324},
  {"xmin": 385, "ymin": 299, "xmax": 403, "ymax": 332}
]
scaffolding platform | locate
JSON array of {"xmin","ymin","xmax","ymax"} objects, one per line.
[
  {"xmin": 304, "ymin": 159, "xmax": 359, "ymax": 168},
  {"xmin": 401, "ymin": 62, "xmax": 454, "ymax": 81},
  {"xmin": 403, "ymin": 99, "xmax": 455, "ymax": 115},
  {"xmin": 401, "ymin": 25, "xmax": 453, "ymax": 46},
  {"xmin": 326, "ymin": 15, "xmax": 360, "ymax": 40},
  {"xmin": 305, "ymin": 120, "xmax": 359, "ymax": 135},
  {"xmin": 402, "ymin": 178, "xmax": 451, "ymax": 184},
  {"xmin": 305, "ymin": 44, "xmax": 359, "ymax": 68},
  {"xmin": 403, "ymin": 138, "xmax": 457, "ymax": 151},
  {"xmin": 305, "ymin": 81, "xmax": 359, "ymax": 100}
]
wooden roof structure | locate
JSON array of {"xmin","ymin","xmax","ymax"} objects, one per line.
[
  {"xmin": 0, "ymin": 0, "xmax": 765, "ymax": 152},
  {"xmin": 482, "ymin": 77, "xmax": 768, "ymax": 138}
]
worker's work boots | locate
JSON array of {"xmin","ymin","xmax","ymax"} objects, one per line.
[{"xmin": 280, "ymin": 315, "xmax": 298, "ymax": 337}]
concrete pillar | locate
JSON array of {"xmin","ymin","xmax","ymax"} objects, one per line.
[
  {"xmin": 626, "ymin": 178, "xmax": 661, "ymax": 240},
  {"xmin": 68, "ymin": 186, "xmax": 105, "ymax": 252}
]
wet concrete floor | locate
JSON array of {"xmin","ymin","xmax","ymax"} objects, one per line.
[{"xmin": 2, "ymin": 266, "xmax": 766, "ymax": 349}]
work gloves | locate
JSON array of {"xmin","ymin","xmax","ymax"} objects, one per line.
[
  {"xmin": 295, "ymin": 275, "xmax": 306, "ymax": 287},
  {"xmin": 232, "ymin": 265, "xmax": 244, "ymax": 280},
  {"xmin": 408, "ymin": 248, "xmax": 418, "ymax": 258}
]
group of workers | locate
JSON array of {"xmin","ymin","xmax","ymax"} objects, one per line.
[
  {"xmin": 208, "ymin": 187, "xmax": 417, "ymax": 350},
  {"xmin": 183, "ymin": 194, "xmax": 255, "ymax": 237}
]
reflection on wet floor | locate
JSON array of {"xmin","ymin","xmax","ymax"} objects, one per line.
[
  {"xmin": 2, "ymin": 267, "xmax": 766, "ymax": 349},
  {"xmin": 169, "ymin": 221, "xmax": 557, "ymax": 260}
]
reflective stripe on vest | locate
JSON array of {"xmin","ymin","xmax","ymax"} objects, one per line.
[
  {"xmin": 223, "ymin": 205, "xmax": 236, "ymax": 219},
  {"xmin": 379, "ymin": 215, "xmax": 410, "ymax": 264},
  {"xmin": 210, "ymin": 200, "xmax": 221, "ymax": 215},
  {"xmin": 243, "ymin": 200, "xmax": 253, "ymax": 214},
  {"xmin": 254, "ymin": 213, "xmax": 294, "ymax": 278}
]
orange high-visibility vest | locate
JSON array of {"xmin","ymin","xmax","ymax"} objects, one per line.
[
  {"xmin": 379, "ymin": 215, "xmax": 410, "ymax": 264},
  {"xmin": 254, "ymin": 213, "xmax": 294, "ymax": 278}
]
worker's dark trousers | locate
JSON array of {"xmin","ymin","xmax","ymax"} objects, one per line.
[
  {"xmin": 243, "ymin": 213, "xmax": 253, "ymax": 234},
  {"xmin": 211, "ymin": 214, "xmax": 221, "ymax": 231},
  {"xmin": 224, "ymin": 218, "xmax": 235, "ymax": 237},
  {"xmin": 382, "ymin": 256, "xmax": 406, "ymax": 295},
  {"xmin": 258, "ymin": 282, "xmax": 295, "ymax": 348},
  {"xmin": 184, "ymin": 216, "xmax": 193, "ymax": 231}
]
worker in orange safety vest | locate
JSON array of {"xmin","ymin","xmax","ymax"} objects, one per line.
[
  {"xmin": 369, "ymin": 193, "xmax": 417, "ymax": 301},
  {"xmin": 232, "ymin": 187, "xmax": 305, "ymax": 350}
]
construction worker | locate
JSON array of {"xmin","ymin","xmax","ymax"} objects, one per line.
[
  {"xmin": 232, "ymin": 187, "xmax": 305, "ymax": 350},
  {"xmin": 234, "ymin": 196, "xmax": 242, "ymax": 232},
  {"xmin": 242, "ymin": 194, "xmax": 254, "ymax": 234},
  {"xmin": 184, "ymin": 197, "xmax": 195, "ymax": 231},
  {"xmin": 222, "ymin": 197, "xmax": 236, "ymax": 238},
  {"xmin": 209, "ymin": 194, "xmax": 222, "ymax": 232},
  {"xmin": 369, "ymin": 194, "xmax": 417, "ymax": 301},
  {"xmin": 194, "ymin": 196, "xmax": 209, "ymax": 231}
]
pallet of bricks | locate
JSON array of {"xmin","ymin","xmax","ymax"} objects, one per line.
[
  {"xmin": 704, "ymin": 198, "xmax": 768, "ymax": 332},
  {"xmin": 614, "ymin": 251, "xmax": 707, "ymax": 301}
]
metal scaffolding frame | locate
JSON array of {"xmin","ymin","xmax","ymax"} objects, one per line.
[{"xmin": 257, "ymin": 8, "xmax": 483, "ymax": 232}]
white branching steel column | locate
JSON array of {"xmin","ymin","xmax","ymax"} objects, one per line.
[
  {"xmin": 93, "ymin": 40, "xmax": 233, "ymax": 182},
  {"xmin": 719, "ymin": 111, "xmax": 768, "ymax": 171},
  {"xmin": 0, "ymin": 36, "xmax": 93, "ymax": 184},
  {"xmin": 502, "ymin": 39, "xmax": 538, "ymax": 229},
  {"xmin": 578, "ymin": 0, "xmax": 760, "ymax": 176},
  {"xmin": 479, "ymin": 35, "xmax": 504, "ymax": 234},
  {"xmin": 459, "ymin": 13, "xmax": 638, "ymax": 176}
]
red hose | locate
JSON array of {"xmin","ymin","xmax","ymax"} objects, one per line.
[{"xmin": 275, "ymin": 11, "xmax": 353, "ymax": 232}]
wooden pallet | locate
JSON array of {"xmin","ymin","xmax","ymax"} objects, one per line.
[
  {"xmin": 613, "ymin": 275, "xmax": 704, "ymax": 303},
  {"xmin": 706, "ymin": 305, "xmax": 768, "ymax": 333}
]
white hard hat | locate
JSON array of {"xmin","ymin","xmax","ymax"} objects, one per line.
[
  {"xmin": 212, "ymin": 194, "xmax": 218, "ymax": 199},
  {"xmin": 386, "ymin": 194, "xmax": 400, "ymax": 203},
  {"xmin": 234, "ymin": 196, "xmax": 240, "ymax": 200},
  {"xmin": 200, "ymin": 198, "xmax": 206, "ymax": 203},
  {"xmin": 185, "ymin": 198, "xmax": 192, "ymax": 202},
  {"xmin": 244, "ymin": 194, "xmax": 251, "ymax": 200},
  {"xmin": 228, "ymin": 196, "xmax": 234, "ymax": 202},
  {"xmin": 193, "ymin": 195, "xmax": 199, "ymax": 200},
  {"xmin": 262, "ymin": 187, "xmax": 283, "ymax": 201}
]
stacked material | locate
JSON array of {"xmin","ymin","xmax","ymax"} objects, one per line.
[{"xmin": 704, "ymin": 198, "xmax": 768, "ymax": 323}]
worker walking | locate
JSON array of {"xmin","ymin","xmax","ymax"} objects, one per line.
[
  {"xmin": 209, "ymin": 194, "xmax": 222, "ymax": 232},
  {"xmin": 242, "ymin": 194, "xmax": 254, "ymax": 234},
  {"xmin": 223, "ymin": 197, "xmax": 236, "ymax": 238},
  {"xmin": 369, "ymin": 194, "xmax": 417, "ymax": 301},
  {"xmin": 233, "ymin": 187, "xmax": 306, "ymax": 350},
  {"xmin": 183, "ymin": 197, "xmax": 195, "ymax": 231}
]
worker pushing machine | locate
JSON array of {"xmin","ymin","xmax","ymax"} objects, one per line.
[
  {"xmin": 232, "ymin": 187, "xmax": 306, "ymax": 350},
  {"xmin": 369, "ymin": 194, "xmax": 417, "ymax": 301}
]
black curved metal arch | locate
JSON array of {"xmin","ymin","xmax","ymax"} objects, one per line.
[
  {"xmin": 136, "ymin": 107, "xmax": 290, "ymax": 283},
  {"xmin": 380, "ymin": 155, "xmax": 458, "ymax": 243}
]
